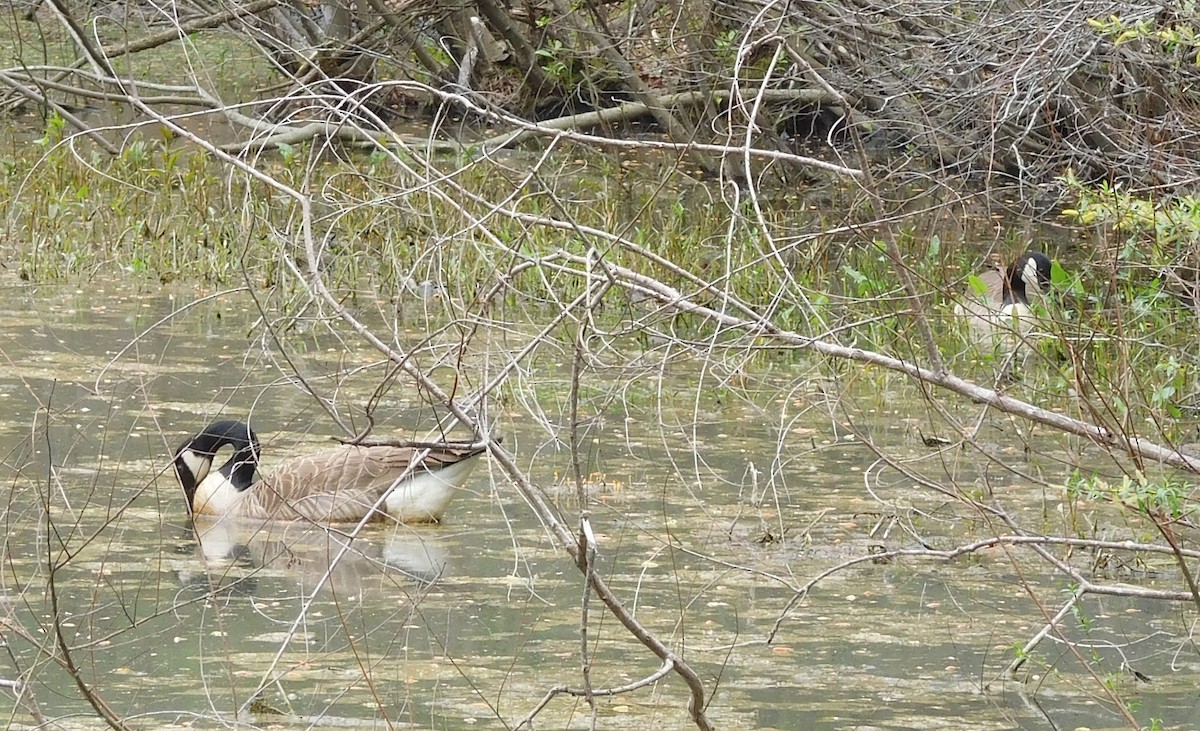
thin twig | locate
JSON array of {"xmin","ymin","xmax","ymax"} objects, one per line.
[{"xmin": 514, "ymin": 659, "xmax": 675, "ymax": 730}]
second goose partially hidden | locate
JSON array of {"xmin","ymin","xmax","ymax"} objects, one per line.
[
  {"xmin": 957, "ymin": 251, "xmax": 1053, "ymax": 346},
  {"xmin": 173, "ymin": 420, "xmax": 487, "ymax": 523}
]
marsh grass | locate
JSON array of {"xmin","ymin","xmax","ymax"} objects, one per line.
[
  {"xmin": 0, "ymin": 9, "xmax": 275, "ymax": 91},
  {"xmin": 5, "ymin": 120, "xmax": 1200, "ymax": 454}
]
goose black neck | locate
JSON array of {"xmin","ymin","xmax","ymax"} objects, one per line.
[
  {"xmin": 1005, "ymin": 268, "xmax": 1030, "ymax": 306},
  {"xmin": 219, "ymin": 442, "xmax": 259, "ymax": 492}
]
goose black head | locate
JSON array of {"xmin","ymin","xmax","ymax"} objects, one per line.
[
  {"xmin": 1005, "ymin": 251, "xmax": 1053, "ymax": 305},
  {"xmin": 174, "ymin": 420, "xmax": 262, "ymax": 511}
]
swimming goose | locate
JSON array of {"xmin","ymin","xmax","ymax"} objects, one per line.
[
  {"xmin": 956, "ymin": 251, "xmax": 1053, "ymax": 346},
  {"xmin": 173, "ymin": 420, "xmax": 487, "ymax": 523}
]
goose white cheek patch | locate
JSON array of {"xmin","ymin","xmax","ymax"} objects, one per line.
[
  {"xmin": 180, "ymin": 449, "xmax": 212, "ymax": 484},
  {"xmin": 1023, "ymin": 258, "xmax": 1044, "ymax": 295}
]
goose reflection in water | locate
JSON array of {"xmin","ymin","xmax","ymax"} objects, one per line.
[{"xmin": 176, "ymin": 517, "xmax": 451, "ymax": 600}]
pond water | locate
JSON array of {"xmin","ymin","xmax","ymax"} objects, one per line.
[{"xmin": 0, "ymin": 279, "xmax": 1196, "ymax": 730}]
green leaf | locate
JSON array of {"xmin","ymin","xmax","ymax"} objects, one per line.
[
  {"xmin": 1050, "ymin": 260, "xmax": 1069, "ymax": 286},
  {"xmin": 842, "ymin": 265, "xmax": 867, "ymax": 285}
]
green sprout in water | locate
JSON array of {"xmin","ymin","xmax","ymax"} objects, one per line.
[{"xmin": 1066, "ymin": 471, "xmax": 1189, "ymax": 518}]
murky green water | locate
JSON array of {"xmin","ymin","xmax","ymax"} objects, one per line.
[{"xmin": 0, "ymin": 279, "xmax": 1195, "ymax": 730}]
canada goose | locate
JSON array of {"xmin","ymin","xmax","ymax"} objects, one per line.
[
  {"xmin": 956, "ymin": 251, "xmax": 1053, "ymax": 346},
  {"xmin": 173, "ymin": 420, "xmax": 487, "ymax": 523}
]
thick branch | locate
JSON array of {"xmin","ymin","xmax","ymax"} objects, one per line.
[
  {"xmin": 546, "ymin": 0, "xmax": 713, "ymax": 174},
  {"xmin": 474, "ymin": 0, "xmax": 557, "ymax": 95}
]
